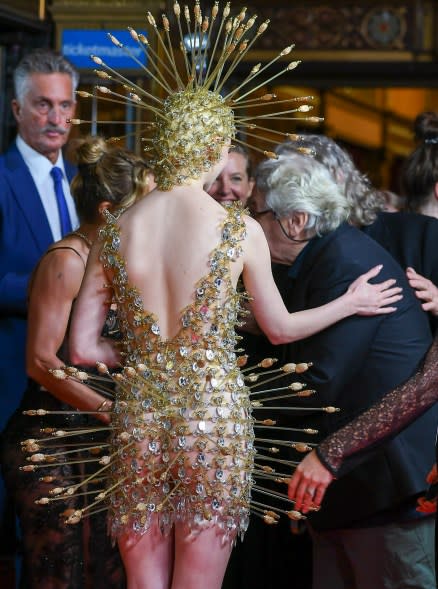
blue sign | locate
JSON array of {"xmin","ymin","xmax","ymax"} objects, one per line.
[{"xmin": 62, "ymin": 29, "xmax": 147, "ymax": 70}]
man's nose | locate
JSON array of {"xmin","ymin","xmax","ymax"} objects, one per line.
[{"xmin": 47, "ymin": 105, "xmax": 62, "ymax": 125}]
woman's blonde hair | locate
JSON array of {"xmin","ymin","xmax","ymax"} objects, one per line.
[{"xmin": 70, "ymin": 136, "xmax": 153, "ymax": 223}]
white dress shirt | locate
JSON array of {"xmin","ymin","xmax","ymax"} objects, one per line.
[{"xmin": 16, "ymin": 135, "xmax": 79, "ymax": 241}]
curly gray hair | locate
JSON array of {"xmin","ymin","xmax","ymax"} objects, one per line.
[
  {"xmin": 275, "ymin": 135, "xmax": 385, "ymax": 226},
  {"xmin": 263, "ymin": 153, "xmax": 350, "ymax": 236}
]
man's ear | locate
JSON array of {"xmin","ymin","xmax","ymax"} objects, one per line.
[
  {"xmin": 11, "ymin": 99, "xmax": 21, "ymax": 123},
  {"xmin": 286, "ymin": 211, "xmax": 309, "ymax": 238},
  {"xmin": 433, "ymin": 182, "xmax": 438, "ymax": 202}
]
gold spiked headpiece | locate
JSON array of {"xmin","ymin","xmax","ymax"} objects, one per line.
[{"xmin": 72, "ymin": 1, "xmax": 321, "ymax": 190}]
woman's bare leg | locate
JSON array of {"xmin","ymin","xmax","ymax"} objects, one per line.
[
  {"xmin": 118, "ymin": 520, "xmax": 174, "ymax": 589},
  {"xmin": 171, "ymin": 523, "xmax": 233, "ymax": 589}
]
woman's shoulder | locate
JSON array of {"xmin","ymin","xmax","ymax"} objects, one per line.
[
  {"xmin": 29, "ymin": 242, "xmax": 86, "ymax": 300},
  {"xmin": 37, "ymin": 239, "xmax": 87, "ymax": 279},
  {"xmin": 46, "ymin": 238, "xmax": 87, "ymax": 263}
]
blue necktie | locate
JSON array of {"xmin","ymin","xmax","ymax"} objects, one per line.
[{"xmin": 50, "ymin": 166, "xmax": 72, "ymax": 236}]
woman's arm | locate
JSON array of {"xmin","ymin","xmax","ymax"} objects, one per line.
[
  {"xmin": 288, "ymin": 335, "xmax": 438, "ymax": 512},
  {"xmin": 27, "ymin": 249, "xmax": 112, "ymax": 424},
  {"xmin": 69, "ymin": 242, "xmax": 120, "ymax": 367},
  {"xmin": 242, "ymin": 218, "xmax": 402, "ymax": 345}
]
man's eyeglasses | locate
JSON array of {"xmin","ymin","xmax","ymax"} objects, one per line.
[{"xmin": 252, "ymin": 208, "xmax": 311, "ymax": 244}]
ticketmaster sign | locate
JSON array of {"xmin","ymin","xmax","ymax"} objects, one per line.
[{"xmin": 62, "ymin": 29, "xmax": 147, "ymax": 70}]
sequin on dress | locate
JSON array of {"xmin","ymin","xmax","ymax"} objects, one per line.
[{"xmin": 99, "ymin": 203, "xmax": 255, "ymax": 541}]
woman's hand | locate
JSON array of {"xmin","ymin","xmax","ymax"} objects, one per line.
[
  {"xmin": 288, "ymin": 450, "xmax": 334, "ymax": 513},
  {"xmin": 346, "ymin": 265, "xmax": 402, "ymax": 315},
  {"xmin": 406, "ymin": 267, "xmax": 438, "ymax": 316}
]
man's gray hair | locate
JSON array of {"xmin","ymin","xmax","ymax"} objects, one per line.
[
  {"xmin": 275, "ymin": 135, "xmax": 385, "ymax": 227},
  {"xmin": 13, "ymin": 48, "xmax": 79, "ymax": 102},
  {"xmin": 262, "ymin": 153, "xmax": 350, "ymax": 236}
]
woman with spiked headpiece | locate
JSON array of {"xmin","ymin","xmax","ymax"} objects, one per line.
[{"xmin": 23, "ymin": 3, "xmax": 402, "ymax": 588}]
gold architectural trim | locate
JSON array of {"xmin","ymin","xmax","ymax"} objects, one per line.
[
  {"xmin": 50, "ymin": 0, "xmax": 150, "ymax": 6},
  {"xmin": 49, "ymin": 0, "xmax": 162, "ymax": 24},
  {"xmin": 246, "ymin": 50, "xmax": 427, "ymax": 63},
  {"xmin": 39, "ymin": 0, "xmax": 46, "ymax": 20}
]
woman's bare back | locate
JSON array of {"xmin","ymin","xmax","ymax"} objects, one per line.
[{"xmin": 116, "ymin": 187, "xmax": 245, "ymax": 340}]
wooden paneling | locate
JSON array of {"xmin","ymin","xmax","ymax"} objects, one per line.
[{"xmin": 2, "ymin": 1, "xmax": 41, "ymax": 20}]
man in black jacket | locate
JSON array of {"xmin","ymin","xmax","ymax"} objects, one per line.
[
  {"xmin": 256, "ymin": 153, "xmax": 437, "ymax": 589},
  {"xmin": 274, "ymin": 134, "xmax": 438, "ymax": 332}
]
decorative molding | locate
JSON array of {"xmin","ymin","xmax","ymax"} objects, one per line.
[
  {"xmin": 51, "ymin": 0, "xmax": 154, "ymax": 7},
  {"xmin": 244, "ymin": 2, "xmax": 416, "ymax": 51},
  {"xmin": 50, "ymin": 0, "xmax": 163, "ymax": 22}
]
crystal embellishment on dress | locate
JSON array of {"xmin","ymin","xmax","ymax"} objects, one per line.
[
  {"xmin": 88, "ymin": 203, "xmax": 256, "ymax": 540},
  {"xmin": 23, "ymin": 205, "xmax": 325, "ymax": 541}
]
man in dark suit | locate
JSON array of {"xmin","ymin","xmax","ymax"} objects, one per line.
[
  {"xmin": 256, "ymin": 153, "xmax": 437, "ymax": 588},
  {"xmin": 0, "ymin": 48, "xmax": 79, "ymax": 433}
]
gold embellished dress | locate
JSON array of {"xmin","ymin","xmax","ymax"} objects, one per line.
[
  {"xmin": 100, "ymin": 203, "xmax": 254, "ymax": 541},
  {"xmin": 22, "ymin": 204, "xmax": 319, "ymax": 542}
]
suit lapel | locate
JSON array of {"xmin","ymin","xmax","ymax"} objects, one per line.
[{"xmin": 4, "ymin": 144, "xmax": 54, "ymax": 252}]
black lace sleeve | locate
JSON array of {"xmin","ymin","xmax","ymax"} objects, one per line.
[{"xmin": 317, "ymin": 336, "xmax": 438, "ymax": 476}]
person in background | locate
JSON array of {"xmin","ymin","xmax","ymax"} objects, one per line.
[
  {"xmin": 403, "ymin": 110, "xmax": 438, "ymax": 217},
  {"xmin": 0, "ymin": 46, "xmax": 79, "ymax": 564},
  {"xmin": 207, "ymin": 145, "xmax": 254, "ymax": 206},
  {"xmin": 401, "ymin": 111, "xmax": 438, "ymax": 313},
  {"xmin": 1, "ymin": 135, "xmax": 152, "ymax": 589},
  {"xmin": 0, "ymin": 48, "xmax": 79, "ymax": 433},
  {"xmin": 256, "ymin": 153, "xmax": 436, "ymax": 589}
]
